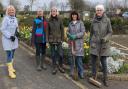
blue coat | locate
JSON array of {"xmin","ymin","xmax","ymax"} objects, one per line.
[{"xmin": 31, "ymin": 17, "xmax": 47, "ymax": 44}]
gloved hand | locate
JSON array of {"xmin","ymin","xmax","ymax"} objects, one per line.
[
  {"xmin": 70, "ymin": 35, "xmax": 76, "ymax": 40},
  {"xmin": 67, "ymin": 33, "xmax": 72, "ymax": 40},
  {"xmin": 101, "ymin": 38, "xmax": 107, "ymax": 43},
  {"xmin": 67, "ymin": 33, "xmax": 71, "ymax": 38},
  {"xmin": 10, "ymin": 36, "xmax": 15, "ymax": 42}
]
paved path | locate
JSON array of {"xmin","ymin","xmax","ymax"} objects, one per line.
[
  {"xmin": 111, "ymin": 35, "xmax": 128, "ymax": 48},
  {"xmin": 0, "ymin": 36, "xmax": 81, "ymax": 89},
  {"xmin": 111, "ymin": 35, "xmax": 128, "ymax": 54},
  {"xmin": 79, "ymin": 78, "xmax": 128, "ymax": 89},
  {"xmin": 0, "ymin": 28, "xmax": 128, "ymax": 89}
]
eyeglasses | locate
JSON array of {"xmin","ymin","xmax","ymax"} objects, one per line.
[{"xmin": 96, "ymin": 10, "xmax": 103, "ymax": 12}]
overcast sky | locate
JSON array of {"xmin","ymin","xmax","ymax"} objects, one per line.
[
  {"xmin": 0, "ymin": 0, "xmax": 127, "ymax": 10},
  {"xmin": 0, "ymin": 0, "xmax": 105, "ymax": 11},
  {"xmin": 1, "ymin": 0, "xmax": 68, "ymax": 9}
]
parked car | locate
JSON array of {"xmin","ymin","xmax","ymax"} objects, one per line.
[
  {"xmin": 106, "ymin": 11, "xmax": 122, "ymax": 17},
  {"xmin": 122, "ymin": 12, "xmax": 128, "ymax": 18}
]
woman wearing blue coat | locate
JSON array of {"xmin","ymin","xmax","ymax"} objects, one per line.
[
  {"xmin": 0, "ymin": 5, "xmax": 19, "ymax": 79},
  {"xmin": 31, "ymin": 9, "xmax": 48, "ymax": 71}
]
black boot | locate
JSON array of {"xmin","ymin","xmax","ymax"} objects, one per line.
[
  {"xmin": 103, "ymin": 69, "xmax": 108, "ymax": 86},
  {"xmin": 41, "ymin": 55, "xmax": 47, "ymax": 70},
  {"xmin": 103, "ymin": 80, "xmax": 108, "ymax": 87},
  {"xmin": 78, "ymin": 73, "xmax": 84, "ymax": 79},
  {"xmin": 58, "ymin": 65, "xmax": 65, "ymax": 73},
  {"xmin": 36, "ymin": 56, "xmax": 42, "ymax": 71},
  {"xmin": 101, "ymin": 56, "xmax": 108, "ymax": 87},
  {"xmin": 58, "ymin": 56, "xmax": 65, "ymax": 73},
  {"xmin": 103, "ymin": 74, "xmax": 108, "ymax": 87},
  {"xmin": 52, "ymin": 65, "xmax": 57, "ymax": 75}
]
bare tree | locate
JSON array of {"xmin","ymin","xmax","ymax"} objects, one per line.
[
  {"xmin": 64, "ymin": 2, "xmax": 71, "ymax": 11},
  {"xmin": 24, "ymin": 5, "xmax": 30, "ymax": 12},
  {"xmin": 124, "ymin": 0, "xmax": 128, "ymax": 8},
  {"xmin": 10, "ymin": 0, "xmax": 20, "ymax": 10},
  {"xmin": 42, "ymin": 3, "xmax": 48, "ymax": 11},
  {"xmin": 58, "ymin": 2, "xmax": 65, "ymax": 11},
  {"xmin": 49, "ymin": 0, "xmax": 57, "ymax": 9},
  {"xmin": 68, "ymin": 0, "xmax": 86, "ymax": 11},
  {"xmin": 108, "ymin": 0, "xmax": 128, "ymax": 9},
  {"xmin": 29, "ymin": 0, "xmax": 36, "ymax": 11},
  {"xmin": 0, "ymin": 2, "xmax": 3, "ymax": 12}
]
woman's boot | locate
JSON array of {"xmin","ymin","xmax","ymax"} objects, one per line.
[
  {"xmin": 103, "ymin": 73, "xmax": 108, "ymax": 87},
  {"xmin": 52, "ymin": 65, "xmax": 57, "ymax": 75},
  {"xmin": 36, "ymin": 56, "xmax": 42, "ymax": 71},
  {"xmin": 11, "ymin": 59, "xmax": 16, "ymax": 73},
  {"xmin": 41, "ymin": 55, "xmax": 47, "ymax": 70},
  {"xmin": 7, "ymin": 62, "xmax": 16, "ymax": 79}
]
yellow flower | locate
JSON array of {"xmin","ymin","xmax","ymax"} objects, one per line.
[{"xmin": 84, "ymin": 43, "xmax": 89, "ymax": 49}]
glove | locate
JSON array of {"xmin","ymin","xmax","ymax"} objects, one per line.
[
  {"xmin": 67, "ymin": 33, "xmax": 71, "ymax": 38},
  {"xmin": 67, "ymin": 33, "xmax": 72, "ymax": 40},
  {"xmin": 101, "ymin": 38, "xmax": 107, "ymax": 43},
  {"xmin": 70, "ymin": 35, "xmax": 76, "ymax": 40},
  {"xmin": 10, "ymin": 36, "xmax": 15, "ymax": 42}
]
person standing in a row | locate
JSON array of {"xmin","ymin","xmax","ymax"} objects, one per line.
[
  {"xmin": 0, "ymin": 5, "xmax": 19, "ymax": 79},
  {"xmin": 90, "ymin": 5, "xmax": 113, "ymax": 86},
  {"xmin": 67, "ymin": 11, "xmax": 85, "ymax": 79},
  {"xmin": 31, "ymin": 9, "xmax": 47, "ymax": 71},
  {"xmin": 46, "ymin": 7, "xmax": 65, "ymax": 75}
]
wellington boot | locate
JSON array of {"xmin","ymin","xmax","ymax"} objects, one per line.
[
  {"xmin": 36, "ymin": 56, "xmax": 42, "ymax": 71},
  {"xmin": 7, "ymin": 63, "xmax": 16, "ymax": 79},
  {"xmin": 11, "ymin": 60, "xmax": 16, "ymax": 73},
  {"xmin": 41, "ymin": 55, "xmax": 47, "ymax": 70}
]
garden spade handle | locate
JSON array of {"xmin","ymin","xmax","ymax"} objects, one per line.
[
  {"xmin": 71, "ymin": 41, "xmax": 78, "ymax": 81},
  {"xmin": 71, "ymin": 41, "xmax": 75, "ymax": 55},
  {"xmin": 95, "ymin": 40, "xmax": 102, "ymax": 80}
]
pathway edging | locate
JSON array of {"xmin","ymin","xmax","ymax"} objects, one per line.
[{"xmin": 19, "ymin": 41, "xmax": 128, "ymax": 81}]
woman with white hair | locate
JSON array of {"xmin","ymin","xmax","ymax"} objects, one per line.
[
  {"xmin": 0, "ymin": 5, "xmax": 19, "ymax": 79},
  {"xmin": 90, "ymin": 4, "xmax": 113, "ymax": 86},
  {"xmin": 46, "ymin": 7, "xmax": 65, "ymax": 75},
  {"xmin": 31, "ymin": 8, "xmax": 48, "ymax": 71}
]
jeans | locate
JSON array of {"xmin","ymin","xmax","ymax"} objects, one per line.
[
  {"xmin": 50, "ymin": 43, "xmax": 63, "ymax": 66},
  {"xmin": 91, "ymin": 54, "xmax": 107, "ymax": 78},
  {"xmin": 69, "ymin": 54, "xmax": 84, "ymax": 77},
  {"xmin": 35, "ymin": 43, "xmax": 46, "ymax": 56},
  {"xmin": 6, "ymin": 49, "xmax": 15, "ymax": 63}
]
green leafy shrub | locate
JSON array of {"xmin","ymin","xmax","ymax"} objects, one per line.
[
  {"xmin": 111, "ymin": 17, "xmax": 123, "ymax": 26},
  {"xmin": 116, "ymin": 63, "xmax": 128, "ymax": 74},
  {"xmin": 18, "ymin": 15, "xmax": 35, "ymax": 26},
  {"xmin": 110, "ymin": 17, "xmax": 128, "ymax": 34},
  {"xmin": 19, "ymin": 25, "xmax": 32, "ymax": 44},
  {"xmin": 63, "ymin": 18, "xmax": 70, "ymax": 27},
  {"xmin": 83, "ymin": 20, "xmax": 91, "ymax": 32}
]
